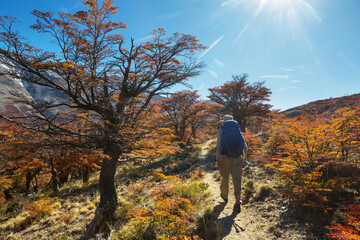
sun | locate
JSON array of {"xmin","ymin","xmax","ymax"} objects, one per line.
[
  {"xmin": 253, "ymin": 0, "xmax": 321, "ymax": 23},
  {"xmin": 267, "ymin": 0, "xmax": 296, "ymax": 8},
  {"xmin": 254, "ymin": 0, "xmax": 298, "ymax": 17}
]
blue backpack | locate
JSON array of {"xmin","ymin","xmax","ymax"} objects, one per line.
[{"xmin": 221, "ymin": 120, "xmax": 245, "ymax": 158}]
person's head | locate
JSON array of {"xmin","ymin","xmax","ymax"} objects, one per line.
[
  {"xmin": 219, "ymin": 114, "xmax": 233, "ymax": 127},
  {"xmin": 223, "ymin": 114, "xmax": 233, "ymax": 122}
]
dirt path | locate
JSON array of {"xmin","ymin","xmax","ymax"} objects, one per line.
[{"xmin": 198, "ymin": 140, "xmax": 307, "ymax": 240}]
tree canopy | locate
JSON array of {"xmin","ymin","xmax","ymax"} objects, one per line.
[
  {"xmin": 160, "ymin": 90, "xmax": 212, "ymax": 144},
  {"xmin": 208, "ymin": 74, "xmax": 272, "ymax": 132}
]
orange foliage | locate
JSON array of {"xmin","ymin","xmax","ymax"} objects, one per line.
[
  {"xmin": 24, "ymin": 197, "xmax": 55, "ymax": 220},
  {"xmin": 127, "ymin": 183, "xmax": 197, "ymax": 238},
  {"xmin": 189, "ymin": 168, "xmax": 205, "ymax": 180},
  {"xmin": 327, "ymin": 204, "xmax": 360, "ymax": 240},
  {"xmin": 265, "ymin": 108, "xmax": 360, "ymax": 210},
  {"xmin": 60, "ymin": 213, "xmax": 75, "ymax": 224},
  {"xmin": 0, "ymin": 123, "xmax": 103, "ymax": 197},
  {"xmin": 243, "ymin": 132, "xmax": 261, "ymax": 159},
  {"xmin": 161, "ymin": 90, "xmax": 215, "ymax": 144},
  {"xmin": 126, "ymin": 100, "xmax": 180, "ymax": 160},
  {"xmin": 122, "ymin": 170, "xmax": 208, "ymax": 239}
]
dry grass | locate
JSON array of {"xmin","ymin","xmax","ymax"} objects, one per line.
[
  {"xmin": 0, "ymin": 173, "xmax": 100, "ymax": 240},
  {"xmin": 0, "ymin": 212, "xmax": 31, "ymax": 232}
]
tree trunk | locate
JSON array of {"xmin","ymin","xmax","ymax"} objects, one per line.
[
  {"xmin": 191, "ymin": 125, "xmax": 196, "ymax": 139},
  {"xmin": 58, "ymin": 171, "xmax": 69, "ymax": 186},
  {"xmin": 33, "ymin": 175, "xmax": 38, "ymax": 193},
  {"xmin": 49, "ymin": 158, "xmax": 59, "ymax": 195},
  {"xmin": 26, "ymin": 169, "xmax": 40, "ymax": 195},
  {"xmin": 174, "ymin": 124, "xmax": 179, "ymax": 136},
  {"xmin": 4, "ymin": 189, "xmax": 12, "ymax": 201},
  {"xmin": 98, "ymin": 148, "xmax": 119, "ymax": 221},
  {"xmin": 25, "ymin": 171, "xmax": 32, "ymax": 196},
  {"xmin": 239, "ymin": 122, "xmax": 246, "ymax": 133},
  {"xmin": 179, "ymin": 122, "xmax": 186, "ymax": 142},
  {"xmin": 82, "ymin": 146, "xmax": 119, "ymax": 240},
  {"xmin": 83, "ymin": 169, "xmax": 89, "ymax": 184}
]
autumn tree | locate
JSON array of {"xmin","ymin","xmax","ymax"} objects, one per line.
[
  {"xmin": 0, "ymin": 121, "xmax": 103, "ymax": 199},
  {"xmin": 0, "ymin": 0, "xmax": 204, "ymax": 233},
  {"xmin": 0, "ymin": 124, "xmax": 49, "ymax": 198},
  {"xmin": 208, "ymin": 74, "xmax": 272, "ymax": 132},
  {"xmin": 188, "ymin": 100, "xmax": 215, "ymax": 141},
  {"xmin": 123, "ymin": 99, "xmax": 179, "ymax": 160},
  {"xmin": 329, "ymin": 107, "xmax": 360, "ymax": 162},
  {"xmin": 160, "ymin": 90, "xmax": 211, "ymax": 144}
]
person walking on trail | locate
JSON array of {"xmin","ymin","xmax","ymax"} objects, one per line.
[{"xmin": 216, "ymin": 114, "xmax": 247, "ymax": 213}]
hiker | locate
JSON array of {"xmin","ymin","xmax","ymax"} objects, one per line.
[{"xmin": 216, "ymin": 114, "xmax": 247, "ymax": 213}]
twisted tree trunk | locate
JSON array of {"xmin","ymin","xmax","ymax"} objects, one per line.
[{"xmin": 82, "ymin": 143, "xmax": 120, "ymax": 240}]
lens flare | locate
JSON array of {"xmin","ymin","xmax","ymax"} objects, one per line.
[
  {"xmin": 199, "ymin": 35, "xmax": 225, "ymax": 58},
  {"xmin": 221, "ymin": 0, "xmax": 244, "ymax": 7},
  {"xmin": 208, "ymin": 69, "xmax": 218, "ymax": 78},
  {"xmin": 233, "ymin": 23, "xmax": 249, "ymax": 45},
  {"xmin": 214, "ymin": 58, "xmax": 225, "ymax": 68}
]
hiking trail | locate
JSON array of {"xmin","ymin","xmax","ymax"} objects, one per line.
[{"xmin": 198, "ymin": 140, "xmax": 307, "ymax": 240}]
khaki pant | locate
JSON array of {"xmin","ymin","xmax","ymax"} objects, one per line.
[{"xmin": 220, "ymin": 154, "xmax": 243, "ymax": 204}]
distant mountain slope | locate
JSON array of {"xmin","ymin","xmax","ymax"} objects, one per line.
[
  {"xmin": 0, "ymin": 54, "xmax": 68, "ymax": 119},
  {"xmin": 0, "ymin": 69, "xmax": 34, "ymax": 119},
  {"xmin": 282, "ymin": 93, "xmax": 360, "ymax": 118}
]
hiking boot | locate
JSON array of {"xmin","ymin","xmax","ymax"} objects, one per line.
[
  {"xmin": 233, "ymin": 203, "xmax": 241, "ymax": 213},
  {"xmin": 220, "ymin": 193, "xmax": 228, "ymax": 203}
]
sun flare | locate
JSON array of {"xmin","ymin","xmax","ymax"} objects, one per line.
[
  {"xmin": 253, "ymin": 0, "xmax": 321, "ymax": 23},
  {"xmin": 226, "ymin": 0, "xmax": 322, "ymax": 54},
  {"xmin": 265, "ymin": 0, "xmax": 296, "ymax": 8}
]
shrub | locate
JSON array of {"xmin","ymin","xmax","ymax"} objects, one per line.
[
  {"xmin": 125, "ymin": 194, "xmax": 196, "ymax": 239},
  {"xmin": 327, "ymin": 204, "xmax": 360, "ymax": 239},
  {"xmin": 118, "ymin": 174, "xmax": 211, "ymax": 239},
  {"xmin": 243, "ymin": 179, "xmax": 255, "ymax": 202},
  {"xmin": 196, "ymin": 207, "xmax": 222, "ymax": 240},
  {"xmin": 60, "ymin": 213, "xmax": 74, "ymax": 224},
  {"xmin": 190, "ymin": 168, "xmax": 205, "ymax": 179},
  {"xmin": 173, "ymin": 181, "xmax": 209, "ymax": 206},
  {"xmin": 24, "ymin": 197, "xmax": 55, "ymax": 220},
  {"xmin": 265, "ymin": 110, "xmax": 360, "ymax": 212},
  {"xmin": 255, "ymin": 184, "xmax": 272, "ymax": 201}
]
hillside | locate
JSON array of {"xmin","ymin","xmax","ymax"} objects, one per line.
[
  {"xmin": 282, "ymin": 93, "xmax": 360, "ymax": 118},
  {"xmin": 0, "ymin": 58, "xmax": 81, "ymax": 124},
  {"xmin": 0, "ymin": 74, "xmax": 33, "ymax": 119}
]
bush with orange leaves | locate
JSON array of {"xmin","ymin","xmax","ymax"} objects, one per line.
[
  {"xmin": 24, "ymin": 197, "xmax": 55, "ymax": 220},
  {"xmin": 327, "ymin": 204, "xmax": 360, "ymax": 240},
  {"xmin": 265, "ymin": 108, "xmax": 360, "ymax": 211},
  {"xmin": 242, "ymin": 131, "xmax": 261, "ymax": 159},
  {"xmin": 117, "ymin": 170, "xmax": 210, "ymax": 239}
]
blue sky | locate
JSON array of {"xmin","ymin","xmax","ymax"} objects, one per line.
[{"xmin": 1, "ymin": 0, "xmax": 360, "ymax": 110}]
